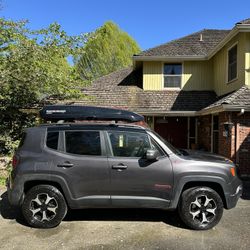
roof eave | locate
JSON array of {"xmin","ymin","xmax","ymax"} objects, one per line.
[
  {"xmin": 236, "ymin": 24, "xmax": 250, "ymax": 31},
  {"xmin": 133, "ymin": 55, "xmax": 207, "ymax": 62},
  {"xmin": 135, "ymin": 110, "xmax": 197, "ymax": 116},
  {"xmin": 198, "ymin": 104, "xmax": 250, "ymax": 115},
  {"xmin": 207, "ymin": 25, "xmax": 250, "ymax": 59}
]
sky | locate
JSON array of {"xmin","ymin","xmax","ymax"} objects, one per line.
[{"xmin": 1, "ymin": 0, "xmax": 250, "ymax": 51}]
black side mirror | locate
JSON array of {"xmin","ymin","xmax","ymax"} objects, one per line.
[{"xmin": 146, "ymin": 149, "xmax": 159, "ymax": 161}]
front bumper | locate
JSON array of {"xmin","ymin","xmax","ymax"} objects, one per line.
[{"xmin": 225, "ymin": 178, "xmax": 243, "ymax": 209}]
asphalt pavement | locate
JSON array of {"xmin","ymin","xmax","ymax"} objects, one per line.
[{"xmin": 0, "ymin": 182, "xmax": 249, "ymax": 250}]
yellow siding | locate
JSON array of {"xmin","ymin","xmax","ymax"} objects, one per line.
[
  {"xmin": 142, "ymin": 33, "xmax": 250, "ymax": 93},
  {"xmin": 143, "ymin": 61, "xmax": 162, "ymax": 90},
  {"xmin": 245, "ymin": 33, "xmax": 250, "ymax": 86},
  {"xmin": 213, "ymin": 33, "xmax": 246, "ymax": 96},
  {"xmin": 182, "ymin": 61, "xmax": 213, "ymax": 90},
  {"xmin": 143, "ymin": 61, "xmax": 213, "ymax": 90}
]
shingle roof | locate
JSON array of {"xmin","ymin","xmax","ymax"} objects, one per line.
[
  {"xmin": 135, "ymin": 29, "xmax": 230, "ymax": 57},
  {"xmin": 237, "ymin": 18, "xmax": 250, "ymax": 25},
  {"xmin": 75, "ymin": 68, "xmax": 217, "ymax": 113},
  {"xmin": 204, "ymin": 86, "xmax": 250, "ymax": 110}
]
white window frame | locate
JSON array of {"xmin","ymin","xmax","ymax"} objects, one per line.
[
  {"xmin": 227, "ymin": 42, "xmax": 238, "ymax": 84},
  {"xmin": 162, "ymin": 62, "xmax": 183, "ymax": 89}
]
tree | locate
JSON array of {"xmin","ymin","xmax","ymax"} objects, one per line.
[
  {"xmin": 0, "ymin": 18, "xmax": 87, "ymax": 154},
  {"xmin": 75, "ymin": 21, "xmax": 140, "ymax": 81}
]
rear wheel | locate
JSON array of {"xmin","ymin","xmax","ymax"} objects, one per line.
[
  {"xmin": 22, "ymin": 185, "xmax": 67, "ymax": 228},
  {"xmin": 178, "ymin": 187, "xmax": 224, "ymax": 230}
]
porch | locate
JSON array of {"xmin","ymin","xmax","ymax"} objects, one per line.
[{"xmin": 145, "ymin": 112, "xmax": 250, "ymax": 176}]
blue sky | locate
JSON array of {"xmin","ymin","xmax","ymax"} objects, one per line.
[{"xmin": 1, "ymin": 0, "xmax": 250, "ymax": 50}]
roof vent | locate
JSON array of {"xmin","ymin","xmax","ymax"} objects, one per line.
[{"xmin": 199, "ymin": 33, "xmax": 203, "ymax": 42}]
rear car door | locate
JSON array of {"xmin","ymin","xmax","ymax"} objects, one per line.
[
  {"xmin": 48, "ymin": 128, "xmax": 110, "ymax": 207},
  {"xmin": 106, "ymin": 130, "xmax": 174, "ymax": 208}
]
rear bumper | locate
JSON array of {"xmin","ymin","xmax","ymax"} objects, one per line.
[
  {"xmin": 225, "ymin": 178, "xmax": 242, "ymax": 209},
  {"xmin": 6, "ymin": 175, "xmax": 24, "ymax": 206}
]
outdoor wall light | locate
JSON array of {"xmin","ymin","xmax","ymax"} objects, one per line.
[{"xmin": 223, "ymin": 121, "xmax": 234, "ymax": 138}]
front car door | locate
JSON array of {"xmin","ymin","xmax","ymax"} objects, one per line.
[{"xmin": 106, "ymin": 129, "xmax": 174, "ymax": 209}]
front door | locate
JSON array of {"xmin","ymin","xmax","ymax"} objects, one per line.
[
  {"xmin": 154, "ymin": 117, "xmax": 188, "ymax": 148},
  {"xmin": 106, "ymin": 130, "xmax": 174, "ymax": 208}
]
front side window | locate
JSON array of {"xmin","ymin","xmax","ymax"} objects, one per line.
[
  {"xmin": 65, "ymin": 131, "xmax": 101, "ymax": 156},
  {"xmin": 108, "ymin": 131, "xmax": 151, "ymax": 157},
  {"xmin": 164, "ymin": 63, "xmax": 182, "ymax": 88},
  {"xmin": 228, "ymin": 44, "xmax": 237, "ymax": 82}
]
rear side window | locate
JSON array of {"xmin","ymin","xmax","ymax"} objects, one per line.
[
  {"xmin": 46, "ymin": 132, "xmax": 59, "ymax": 150},
  {"xmin": 65, "ymin": 131, "xmax": 101, "ymax": 156}
]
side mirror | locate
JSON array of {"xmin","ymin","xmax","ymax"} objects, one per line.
[{"xmin": 146, "ymin": 149, "xmax": 159, "ymax": 161}]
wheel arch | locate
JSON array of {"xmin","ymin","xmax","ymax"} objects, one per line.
[
  {"xmin": 181, "ymin": 181, "xmax": 227, "ymax": 208},
  {"xmin": 22, "ymin": 175, "xmax": 74, "ymax": 208},
  {"xmin": 170, "ymin": 176, "xmax": 228, "ymax": 209}
]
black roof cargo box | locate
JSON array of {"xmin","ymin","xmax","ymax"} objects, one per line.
[{"xmin": 40, "ymin": 105, "xmax": 144, "ymax": 123}]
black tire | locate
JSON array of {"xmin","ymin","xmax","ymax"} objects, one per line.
[
  {"xmin": 178, "ymin": 187, "xmax": 224, "ymax": 230},
  {"xmin": 22, "ymin": 185, "xmax": 67, "ymax": 228}
]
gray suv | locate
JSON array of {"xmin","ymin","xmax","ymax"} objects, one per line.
[{"xmin": 7, "ymin": 106, "xmax": 242, "ymax": 230}]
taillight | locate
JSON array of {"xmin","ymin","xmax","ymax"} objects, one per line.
[{"xmin": 12, "ymin": 155, "xmax": 19, "ymax": 168}]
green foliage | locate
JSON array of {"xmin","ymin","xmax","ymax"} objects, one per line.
[
  {"xmin": 0, "ymin": 18, "xmax": 87, "ymax": 154},
  {"xmin": 75, "ymin": 21, "xmax": 140, "ymax": 81},
  {"xmin": 0, "ymin": 19, "xmax": 140, "ymax": 155}
]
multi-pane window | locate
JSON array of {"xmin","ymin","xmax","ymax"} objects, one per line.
[
  {"xmin": 65, "ymin": 131, "xmax": 101, "ymax": 156},
  {"xmin": 164, "ymin": 63, "xmax": 182, "ymax": 88},
  {"xmin": 228, "ymin": 45, "xmax": 237, "ymax": 82}
]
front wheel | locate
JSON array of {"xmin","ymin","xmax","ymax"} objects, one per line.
[
  {"xmin": 22, "ymin": 185, "xmax": 67, "ymax": 228},
  {"xmin": 178, "ymin": 187, "xmax": 224, "ymax": 230}
]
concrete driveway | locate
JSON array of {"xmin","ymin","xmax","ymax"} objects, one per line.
[{"xmin": 0, "ymin": 183, "xmax": 250, "ymax": 250}]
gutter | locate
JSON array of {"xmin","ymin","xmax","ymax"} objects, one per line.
[
  {"xmin": 135, "ymin": 110, "xmax": 197, "ymax": 116},
  {"xmin": 133, "ymin": 55, "xmax": 207, "ymax": 62},
  {"xmin": 197, "ymin": 104, "xmax": 250, "ymax": 116}
]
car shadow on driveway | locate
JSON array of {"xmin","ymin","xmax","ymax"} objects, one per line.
[
  {"xmin": 0, "ymin": 191, "xmax": 28, "ymax": 226},
  {"xmin": 0, "ymin": 191, "xmax": 187, "ymax": 229},
  {"xmin": 64, "ymin": 208, "xmax": 188, "ymax": 229}
]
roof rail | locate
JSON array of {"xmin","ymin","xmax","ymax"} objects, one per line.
[{"xmin": 40, "ymin": 105, "xmax": 144, "ymax": 123}]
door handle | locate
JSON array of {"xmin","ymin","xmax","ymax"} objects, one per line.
[
  {"xmin": 57, "ymin": 162, "xmax": 74, "ymax": 168},
  {"xmin": 112, "ymin": 164, "xmax": 128, "ymax": 170}
]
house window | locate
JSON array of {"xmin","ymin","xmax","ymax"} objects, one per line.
[
  {"xmin": 228, "ymin": 44, "xmax": 237, "ymax": 82},
  {"xmin": 164, "ymin": 63, "xmax": 182, "ymax": 88}
]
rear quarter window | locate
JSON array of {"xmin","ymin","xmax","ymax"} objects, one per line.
[{"xmin": 46, "ymin": 132, "xmax": 59, "ymax": 150}]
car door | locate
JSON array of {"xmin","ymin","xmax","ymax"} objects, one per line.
[
  {"xmin": 50, "ymin": 129, "xmax": 110, "ymax": 207},
  {"xmin": 106, "ymin": 130, "xmax": 174, "ymax": 209}
]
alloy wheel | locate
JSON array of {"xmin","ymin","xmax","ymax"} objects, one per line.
[{"xmin": 29, "ymin": 193, "xmax": 58, "ymax": 222}]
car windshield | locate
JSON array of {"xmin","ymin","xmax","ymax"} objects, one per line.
[{"xmin": 150, "ymin": 131, "xmax": 182, "ymax": 156}]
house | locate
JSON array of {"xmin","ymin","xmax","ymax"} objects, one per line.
[{"xmin": 75, "ymin": 18, "xmax": 250, "ymax": 176}]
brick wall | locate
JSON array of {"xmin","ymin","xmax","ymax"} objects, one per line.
[
  {"xmin": 218, "ymin": 112, "xmax": 250, "ymax": 176},
  {"xmin": 218, "ymin": 112, "xmax": 235, "ymax": 159},
  {"xmin": 197, "ymin": 112, "xmax": 250, "ymax": 175}
]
